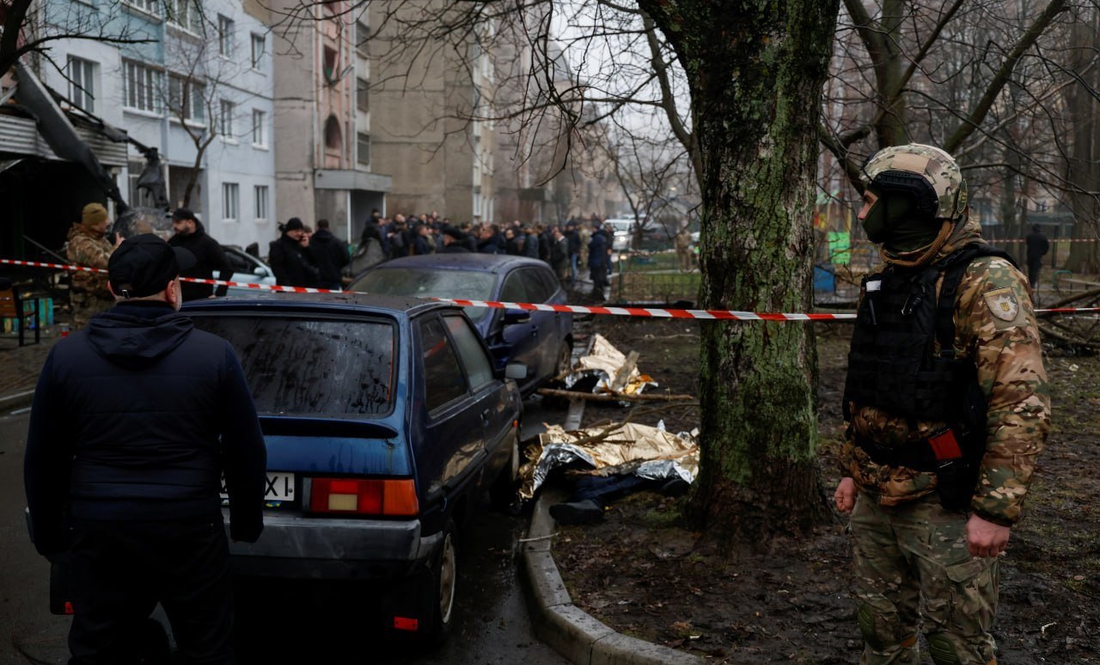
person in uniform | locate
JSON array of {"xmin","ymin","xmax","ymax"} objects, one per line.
[
  {"xmin": 66, "ymin": 203, "xmax": 122, "ymax": 329},
  {"xmin": 834, "ymin": 143, "xmax": 1050, "ymax": 665}
]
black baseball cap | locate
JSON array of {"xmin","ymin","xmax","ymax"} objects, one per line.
[{"xmin": 108, "ymin": 234, "xmax": 196, "ymax": 298}]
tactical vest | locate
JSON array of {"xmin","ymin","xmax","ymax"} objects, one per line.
[{"xmin": 842, "ymin": 244, "xmax": 1016, "ymax": 429}]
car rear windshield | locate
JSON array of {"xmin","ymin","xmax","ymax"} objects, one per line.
[
  {"xmin": 350, "ymin": 268, "xmax": 495, "ymax": 323},
  {"xmin": 191, "ymin": 315, "xmax": 396, "ymax": 416}
]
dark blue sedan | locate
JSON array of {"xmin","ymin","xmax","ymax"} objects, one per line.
[
  {"xmin": 184, "ymin": 292, "xmax": 524, "ymax": 643},
  {"xmin": 348, "ymin": 254, "xmax": 573, "ymax": 396}
]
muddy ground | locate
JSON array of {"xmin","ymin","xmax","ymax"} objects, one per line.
[{"xmin": 552, "ymin": 315, "xmax": 1099, "ymax": 664}]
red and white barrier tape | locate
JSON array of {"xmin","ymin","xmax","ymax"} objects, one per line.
[{"xmin": 4, "ymin": 257, "xmax": 1099, "ymax": 320}]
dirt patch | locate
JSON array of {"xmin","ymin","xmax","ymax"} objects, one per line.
[{"xmin": 552, "ymin": 317, "xmax": 1100, "ymax": 664}]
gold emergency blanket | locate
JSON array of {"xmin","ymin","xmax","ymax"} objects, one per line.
[
  {"xmin": 563, "ymin": 333, "xmax": 657, "ymax": 396},
  {"xmin": 518, "ymin": 422, "xmax": 698, "ymax": 501}
]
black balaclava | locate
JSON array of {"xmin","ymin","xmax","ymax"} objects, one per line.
[{"xmin": 861, "ymin": 186, "xmax": 940, "ymax": 253}]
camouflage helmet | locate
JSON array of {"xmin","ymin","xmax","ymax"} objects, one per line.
[{"xmin": 861, "ymin": 143, "xmax": 968, "ymax": 222}]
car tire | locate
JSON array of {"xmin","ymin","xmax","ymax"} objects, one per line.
[
  {"xmin": 422, "ymin": 520, "xmax": 459, "ymax": 645},
  {"xmin": 555, "ymin": 339, "xmax": 574, "ymax": 378},
  {"xmin": 490, "ymin": 431, "xmax": 520, "ymax": 510}
]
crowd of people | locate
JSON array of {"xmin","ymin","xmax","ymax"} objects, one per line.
[{"xmin": 272, "ymin": 208, "xmax": 620, "ymax": 293}]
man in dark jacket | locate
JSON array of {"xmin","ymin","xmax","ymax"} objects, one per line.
[
  {"xmin": 439, "ymin": 225, "xmax": 471, "ymax": 253},
  {"xmin": 1025, "ymin": 224, "xmax": 1050, "ymax": 292},
  {"xmin": 269, "ymin": 217, "xmax": 320, "ymax": 287},
  {"xmin": 168, "ymin": 208, "xmax": 231, "ymax": 301},
  {"xmin": 24, "ymin": 234, "xmax": 267, "ymax": 665},
  {"xmin": 588, "ymin": 227, "xmax": 610, "ymax": 295},
  {"xmin": 309, "ymin": 219, "xmax": 351, "ymax": 290}
]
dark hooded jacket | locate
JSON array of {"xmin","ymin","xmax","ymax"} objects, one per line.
[
  {"xmin": 168, "ymin": 220, "xmax": 231, "ymax": 301},
  {"xmin": 24, "ymin": 301, "xmax": 267, "ymax": 556}
]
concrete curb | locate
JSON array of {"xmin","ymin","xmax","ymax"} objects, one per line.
[
  {"xmin": 0, "ymin": 388, "xmax": 36, "ymax": 414},
  {"xmin": 522, "ymin": 486, "xmax": 704, "ymax": 665}
]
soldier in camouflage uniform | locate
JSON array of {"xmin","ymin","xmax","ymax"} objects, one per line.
[
  {"xmin": 834, "ymin": 144, "xmax": 1050, "ymax": 665},
  {"xmin": 66, "ymin": 203, "xmax": 122, "ymax": 329}
]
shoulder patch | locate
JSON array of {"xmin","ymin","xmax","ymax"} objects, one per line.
[{"xmin": 984, "ymin": 287, "xmax": 1019, "ymax": 322}]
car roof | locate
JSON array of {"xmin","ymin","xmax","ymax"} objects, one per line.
[
  {"xmin": 181, "ymin": 290, "xmax": 453, "ymax": 319},
  {"xmin": 358, "ymin": 253, "xmax": 550, "ymax": 278}
]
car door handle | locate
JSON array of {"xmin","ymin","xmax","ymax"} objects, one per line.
[{"xmin": 481, "ymin": 408, "xmax": 492, "ymax": 422}]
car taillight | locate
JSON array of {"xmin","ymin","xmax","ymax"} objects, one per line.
[{"xmin": 308, "ymin": 478, "xmax": 419, "ymax": 517}]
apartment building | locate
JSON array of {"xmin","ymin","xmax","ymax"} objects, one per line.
[
  {"xmin": 32, "ymin": 0, "xmax": 279, "ymax": 251},
  {"xmin": 366, "ymin": 0, "xmax": 493, "ymax": 224},
  {"xmin": 270, "ymin": 0, "xmax": 390, "ymax": 246}
]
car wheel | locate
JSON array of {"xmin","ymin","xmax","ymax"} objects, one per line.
[
  {"xmin": 490, "ymin": 431, "xmax": 520, "ymax": 510},
  {"xmin": 555, "ymin": 339, "xmax": 574, "ymax": 378},
  {"xmin": 423, "ymin": 520, "xmax": 458, "ymax": 644}
]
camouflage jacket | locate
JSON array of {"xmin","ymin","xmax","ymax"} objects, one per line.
[
  {"xmin": 66, "ymin": 223, "xmax": 114, "ymax": 298},
  {"xmin": 840, "ymin": 217, "xmax": 1051, "ymax": 526}
]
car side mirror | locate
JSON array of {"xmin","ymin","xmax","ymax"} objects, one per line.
[
  {"xmin": 253, "ymin": 267, "xmax": 268, "ymax": 277},
  {"xmin": 502, "ymin": 310, "xmax": 531, "ymax": 325},
  {"xmin": 504, "ymin": 363, "xmax": 528, "ymax": 381}
]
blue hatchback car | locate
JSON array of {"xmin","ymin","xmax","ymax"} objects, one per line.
[
  {"xmin": 348, "ymin": 254, "xmax": 573, "ymax": 396},
  {"xmin": 183, "ymin": 292, "xmax": 524, "ymax": 642}
]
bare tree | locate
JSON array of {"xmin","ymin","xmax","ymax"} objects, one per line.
[{"xmin": 1, "ymin": 0, "xmax": 155, "ymax": 78}]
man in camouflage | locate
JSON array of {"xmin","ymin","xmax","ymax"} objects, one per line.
[
  {"xmin": 834, "ymin": 144, "xmax": 1050, "ymax": 665},
  {"xmin": 66, "ymin": 203, "xmax": 123, "ymax": 329}
]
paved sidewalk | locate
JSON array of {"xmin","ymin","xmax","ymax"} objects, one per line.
[
  {"xmin": 522, "ymin": 486, "xmax": 704, "ymax": 665},
  {"xmin": 0, "ymin": 325, "xmax": 64, "ymax": 413}
]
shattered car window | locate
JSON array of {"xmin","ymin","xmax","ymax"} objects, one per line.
[
  {"xmin": 192, "ymin": 316, "xmax": 395, "ymax": 415},
  {"xmin": 350, "ymin": 268, "xmax": 495, "ymax": 323}
]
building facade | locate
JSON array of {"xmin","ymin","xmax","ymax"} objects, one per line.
[{"xmin": 270, "ymin": 0, "xmax": 390, "ymax": 247}]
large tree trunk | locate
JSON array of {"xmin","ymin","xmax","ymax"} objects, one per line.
[
  {"xmin": 638, "ymin": 1, "xmax": 839, "ymax": 543},
  {"xmin": 1066, "ymin": 6, "xmax": 1100, "ymax": 273}
]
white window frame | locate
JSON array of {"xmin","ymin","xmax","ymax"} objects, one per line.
[
  {"xmin": 222, "ymin": 182, "xmax": 240, "ymax": 223},
  {"xmin": 218, "ymin": 15, "xmax": 235, "ymax": 57},
  {"xmin": 251, "ymin": 109, "xmax": 266, "ymax": 148},
  {"xmin": 166, "ymin": 0, "xmax": 202, "ymax": 32},
  {"xmin": 254, "ymin": 185, "xmax": 269, "ymax": 223},
  {"xmin": 218, "ymin": 98, "xmax": 236, "ymax": 140},
  {"xmin": 168, "ymin": 74, "xmax": 205, "ymax": 123},
  {"xmin": 123, "ymin": 60, "xmax": 163, "ymax": 114},
  {"xmin": 67, "ymin": 56, "xmax": 96, "ymax": 113},
  {"xmin": 250, "ymin": 33, "xmax": 265, "ymax": 70},
  {"xmin": 123, "ymin": 0, "xmax": 160, "ymax": 16}
]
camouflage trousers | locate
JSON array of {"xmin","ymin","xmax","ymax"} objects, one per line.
[
  {"xmin": 850, "ymin": 493, "xmax": 999, "ymax": 665},
  {"xmin": 70, "ymin": 291, "xmax": 114, "ymax": 330}
]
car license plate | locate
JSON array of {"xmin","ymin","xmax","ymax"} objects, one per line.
[{"xmin": 220, "ymin": 472, "xmax": 296, "ymax": 507}]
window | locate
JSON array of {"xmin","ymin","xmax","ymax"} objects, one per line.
[
  {"xmin": 218, "ymin": 99, "xmax": 235, "ymax": 138},
  {"xmin": 168, "ymin": 74, "xmax": 205, "ymax": 122},
  {"xmin": 357, "ymin": 132, "xmax": 370, "ymax": 166},
  {"xmin": 500, "ymin": 271, "xmax": 531, "ymax": 303},
  {"xmin": 443, "ymin": 315, "xmax": 493, "ymax": 390},
  {"xmin": 167, "ymin": 0, "xmax": 202, "ymax": 32},
  {"xmin": 323, "ymin": 46, "xmax": 339, "ymax": 83},
  {"xmin": 68, "ymin": 56, "xmax": 96, "ymax": 113},
  {"xmin": 251, "ymin": 109, "xmax": 266, "ymax": 147},
  {"xmin": 123, "ymin": 0, "xmax": 160, "ymax": 15},
  {"xmin": 250, "ymin": 33, "xmax": 265, "ymax": 69},
  {"xmin": 189, "ymin": 317, "xmax": 396, "ymax": 415},
  {"xmin": 356, "ymin": 77, "xmax": 369, "ymax": 112},
  {"xmin": 123, "ymin": 60, "xmax": 162, "ymax": 113},
  {"xmin": 218, "ymin": 15, "xmax": 234, "ymax": 57},
  {"xmin": 254, "ymin": 185, "xmax": 269, "ymax": 222},
  {"xmin": 419, "ymin": 317, "xmax": 467, "ymax": 411},
  {"xmin": 356, "ymin": 20, "xmax": 370, "ymax": 55},
  {"xmin": 222, "ymin": 182, "xmax": 239, "ymax": 222},
  {"xmin": 324, "ymin": 114, "xmax": 341, "ymax": 150}
]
